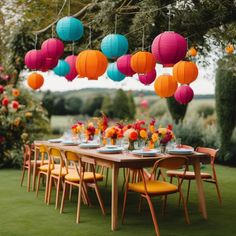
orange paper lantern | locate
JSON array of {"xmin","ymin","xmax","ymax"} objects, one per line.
[
  {"xmin": 76, "ymin": 50, "xmax": 108, "ymax": 80},
  {"xmin": 154, "ymin": 74, "xmax": 177, "ymax": 98},
  {"xmin": 225, "ymin": 44, "xmax": 234, "ymax": 54},
  {"xmin": 131, "ymin": 51, "xmax": 156, "ymax": 74},
  {"xmin": 187, "ymin": 47, "xmax": 197, "ymax": 57},
  {"xmin": 173, "ymin": 61, "xmax": 198, "ymax": 84},
  {"xmin": 27, "ymin": 73, "xmax": 44, "ymax": 90}
]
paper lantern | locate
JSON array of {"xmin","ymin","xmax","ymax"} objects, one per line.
[
  {"xmin": 131, "ymin": 51, "xmax": 156, "ymax": 74},
  {"xmin": 101, "ymin": 34, "xmax": 128, "ymax": 59},
  {"xmin": 154, "ymin": 74, "xmax": 178, "ymax": 98},
  {"xmin": 24, "ymin": 50, "xmax": 44, "ymax": 70},
  {"xmin": 40, "ymin": 57, "xmax": 58, "ymax": 72},
  {"xmin": 173, "ymin": 61, "xmax": 198, "ymax": 84},
  {"xmin": 139, "ymin": 69, "xmax": 156, "ymax": 85},
  {"xmin": 53, "ymin": 60, "xmax": 70, "ymax": 76},
  {"xmin": 174, "ymin": 85, "xmax": 194, "ymax": 104},
  {"xmin": 41, "ymin": 38, "xmax": 64, "ymax": 58},
  {"xmin": 65, "ymin": 55, "xmax": 77, "ymax": 81},
  {"xmin": 151, "ymin": 31, "xmax": 187, "ymax": 67},
  {"xmin": 225, "ymin": 44, "xmax": 234, "ymax": 54},
  {"xmin": 117, "ymin": 54, "xmax": 135, "ymax": 76},
  {"xmin": 140, "ymin": 99, "xmax": 148, "ymax": 109},
  {"xmin": 188, "ymin": 47, "xmax": 197, "ymax": 57},
  {"xmin": 76, "ymin": 50, "xmax": 108, "ymax": 80},
  {"xmin": 107, "ymin": 62, "xmax": 126, "ymax": 81},
  {"xmin": 27, "ymin": 73, "xmax": 44, "ymax": 90},
  {"xmin": 56, "ymin": 16, "xmax": 84, "ymax": 41}
]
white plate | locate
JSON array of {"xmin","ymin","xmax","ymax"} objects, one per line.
[
  {"xmin": 62, "ymin": 140, "xmax": 79, "ymax": 146},
  {"xmin": 104, "ymin": 145, "xmax": 119, "ymax": 149},
  {"xmin": 48, "ymin": 138, "xmax": 63, "ymax": 143},
  {"xmin": 97, "ymin": 147, "xmax": 123, "ymax": 154},
  {"xmin": 132, "ymin": 149, "xmax": 159, "ymax": 156},
  {"xmin": 79, "ymin": 143, "xmax": 100, "ymax": 149},
  {"xmin": 167, "ymin": 148, "xmax": 194, "ymax": 154}
]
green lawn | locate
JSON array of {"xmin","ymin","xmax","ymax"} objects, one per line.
[{"xmin": 0, "ymin": 165, "xmax": 235, "ymax": 236}]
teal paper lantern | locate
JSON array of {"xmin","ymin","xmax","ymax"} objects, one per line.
[
  {"xmin": 101, "ymin": 34, "xmax": 128, "ymax": 59},
  {"xmin": 107, "ymin": 62, "xmax": 126, "ymax": 81},
  {"xmin": 56, "ymin": 16, "xmax": 84, "ymax": 41},
  {"xmin": 53, "ymin": 60, "xmax": 70, "ymax": 76}
]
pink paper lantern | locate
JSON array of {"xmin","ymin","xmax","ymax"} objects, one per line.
[
  {"xmin": 41, "ymin": 38, "xmax": 64, "ymax": 59},
  {"xmin": 140, "ymin": 99, "xmax": 149, "ymax": 109},
  {"xmin": 117, "ymin": 54, "xmax": 135, "ymax": 76},
  {"xmin": 40, "ymin": 57, "xmax": 58, "ymax": 72},
  {"xmin": 138, "ymin": 69, "xmax": 156, "ymax": 85},
  {"xmin": 24, "ymin": 49, "xmax": 44, "ymax": 70},
  {"xmin": 151, "ymin": 31, "xmax": 187, "ymax": 67},
  {"xmin": 65, "ymin": 55, "xmax": 77, "ymax": 81},
  {"xmin": 174, "ymin": 85, "xmax": 194, "ymax": 104}
]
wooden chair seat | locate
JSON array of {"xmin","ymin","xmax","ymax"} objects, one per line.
[
  {"xmin": 167, "ymin": 170, "xmax": 212, "ymax": 179},
  {"xmin": 64, "ymin": 172, "xmax": 103, "ymax": 182}
]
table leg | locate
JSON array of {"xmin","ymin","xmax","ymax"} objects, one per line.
[
  {"xmin": 193, "ymin": 159, "xmax": 208, "ymax": 219},
  {"xmin": 32, "ymin": 147, "xmax": 38, "ymax": 191},
  {"xmin": 111, "ymin": 164, "xmax": 119, "ymax": 231}
]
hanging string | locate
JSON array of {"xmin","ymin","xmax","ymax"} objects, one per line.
[
  {"xmin": 34, "ymin": 34, "xmax": 38, "ymax": 49},
  {"xmin": 125, "ymin": 25, "xmax": 146, "ymax": 36},
  {"xmin": 142, "ymin": 26, "xmax": 145, "ymax": 51},
  {"xmin": 114, "ymin": 14, "xmax": 118, "ymax": 34},
  {"xmin": 167, "ymin": 5, "xmax": 171, "ymax": 31},
  {"xmin": 68, "ymin": 0, "xmax": 71, "ymax": 16},
  {"xmin": 51, "ymin": 25, "xmax": 54, "ymax": 38},
  {"xmin": 72, "ymin": 41, "xmax": 75, "ymax": 55},
  {"xmin": 88, "ymin": 25, "xmax": 92, "ymax": 48}
]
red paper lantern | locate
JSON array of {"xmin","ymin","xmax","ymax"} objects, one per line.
[
  {"xmin": 151, "ymin": 31, "xmax": 187, "ymax": 67},
  {"xmin": 41, "ymin": 38, "xmax": 64, "ymax": 58},
  {"xmin": 173, "ymin": 61, "xmax": 198, "ymax": 84},
  {"xmin": 174, "ymin": 85, "xmax": 194, "ymax": 104},
  {"xmin": 65, "ymin": 55, "xmax": 77, "ymax": 81},
  {"xmin": 24, "ymin": 50, "xmax": 44, "ymax": 70},
  {"xmin": 154, "ymin": 74, "xmax": 178, "ymax": 98},
  {"xmin": 138, "ymin": 69, "xmax": 156, "ymax": 85},
  {"xmin": 131, "ymin": 51, "xmax": 156, "ymax": 74},
  {"xmin": 76, "ymin": 50, "xmax": 108, "ymax": 80},
  {"xmin": 27, "ymin": 73, "xmax": 44, "ymax": 90}
]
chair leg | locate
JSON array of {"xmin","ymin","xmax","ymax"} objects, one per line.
[
  {"xmin": 20, "ymin": 167, "xmax": 26, "ymax": 187},
  {"xmin": 47, "ymin": 176, "xmax": 53, "ymax": 205},
  {"xmin": 55, "ymin": 177, "xmax": 61, "ymax": 209},
  {"xmin": 178, "ymin": 178, "xmax": 182, "ymax": 207},
  {"xmin": 215, "ymin": 181, "xmax": 222, "ymax": 206},
  {"xmin": 36, "ymin": 172, "xmax": 41, "ymax": 197},
  {"xmin": 44, "ymin": 174, "xmax": 49, "ymax": 204},
  {"xmin": 94, "ymin": 182, "xmax": 106, "ymax": 215},
  {"xmin": 27, "ymin": 165, "xmax": 31, "ymax": 192},
  {"xmin": 121, "ymin": 185, "xmax": 128, "ymax": 224},
  {"xmin": 146, "ymin": 195, "xmax": 161, "ymax": 236},
  {"xmin": 179, "ymin": 189, "xmax": 190, "ymax": 224},
  {"xmin": 105, "ymin": 168, "xmax": 109, "ymax": 188},
  {"xmin": 60, "ymin": 182, "xmax": 67, "ymax": 214},
  {"xmin": 76, "ymin": 183, "xmax": 82, "ymax": 224},
  {"xmin": 69, "ymin": 184, "xmax": 72, "ymax": 201},
  {"xmin": 138, "ymin": 196, "xmax": 143, "ymax": 213},
  {"xmin": 186, "ymin": 180, "xmax": 191, "ymax": 204},
  {"xmin": 162, "ymin": 195, "xmax": 167, "ymax": 216}
]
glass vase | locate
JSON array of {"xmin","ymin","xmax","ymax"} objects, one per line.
[
  {"xmin": 128, "ymin": 140, "xmax": 135, "ymax": 151},
  {"xmin": 160, "ymin": 143, "xmax": 167, "ymax": 154}
]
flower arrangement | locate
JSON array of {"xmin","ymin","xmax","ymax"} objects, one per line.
[
  {"xmin": 157, "ymin": 124, "xmax": 175, "ymax": 145},
  {"xmin": 84, "ymin": 122, "xmax": 99, "ymax": 141},
  {"xmin": 123, "ymin": 128, "xmax": 138, "ymax": 150},
  {"xmin": 105, "ymin": 126, "xmax": 123, "ymax": 145},
  {"xmin": 71, "ymin": 121, "xmax": 84, "ymax": 134}
]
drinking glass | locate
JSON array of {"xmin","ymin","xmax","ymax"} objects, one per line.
[{"xmin": 176, "ymin": 138, "xmax": 182, "ymax": 148}]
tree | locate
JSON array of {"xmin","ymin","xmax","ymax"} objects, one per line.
[
  {"xmin": 166, "ymin": 97, "xmax": 188, "ymax": 124},
  {"xmin": 215, "ymin": 55, "xmax": 236, "ymax": 164},
  {"xmin": 82, "ymin": 95, "xmax": 104, "ymax": 116},
  {"xmin": 113, "ymin": 89, "xmax": 132, "ymax": 120},
  {"xmin": 42, "ymin": 91, "xmax": 55, "ymax": 119},
  {"xmin": 127, "ymin": 91, "xmax": 136, "ymax": 120},
  {"xmin": 64, "ymin": 96, "xmax": 83, "ymax": 115},
  {"xmin": 53, "ymin": 97, "xmax": 66, "ymax": 115},
  {"xmin": 101, "ymin": 95, "xmax": 114, "ymax": 118}
]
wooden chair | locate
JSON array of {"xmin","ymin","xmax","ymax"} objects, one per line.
[
  {"xmin": 167, "ymin": 147, "xmax": 222, "ymax": 205},
  {"xmin": 60, "ymin": 151, "xmax": 105, "ymax": 223},
  {"xmin": 122, "ymin": 156, "xmax": 190, "ymax": 236}
]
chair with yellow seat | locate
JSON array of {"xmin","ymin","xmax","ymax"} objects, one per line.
[
  {"xmin": 60, "ymin": 151, "xmax": 105, "ymax": 223},
  {"xmin": 167, "ymin": 147, "xmax": 222, "ymax": 205},
  {"xmin": 46, "ymin": 148, "xmax": 67, "ymax": 209},
  {"xmin": 122, "ymin": 156, "xmax": 190, "ymax": 236}
]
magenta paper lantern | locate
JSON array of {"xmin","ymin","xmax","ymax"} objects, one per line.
[
  {"xmin": 41, "ymin": 38, "xmax": 64, "ymax": 59},
  {"xmin": 65, "ymin": 55, "xmax": 77, "ymax": 81},
  {"xmin": 24, "ymin": 50, "xmax": 44, "ymax": 70},
  {"xmin": 139, "ymin": 69, "xmax": 156, "ymax": 85},
  {"xmin": 117, "ymin": 54, "xmax": 135, "ymax": 76},
  {"xmin": 40, "ymin": 57, "xmax": 58, "ymax": 72},
  {"xmin": 174, "ymin": 85, "xmax": 194, "ymax": 104},
  {"xmin": 151, "ymin": 31, "xmax": 187, "ymax": 67}
]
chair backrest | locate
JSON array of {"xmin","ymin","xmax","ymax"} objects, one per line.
[
  {"xmin": 63, "ymin": 151, "xmax": 81, "ymax": 176},
  {"xmin": 196, "ymin": 147, "xmax": 218, "ymax": 164},
  {"xmin": 39, "ymin": 145, "xmax": 47, "ymax": 165},
  {"xmin": 23, "ymin": 144, "xmax": 32, "ymax": 165},
  {"xmin": 48, "ymin": 148, "xmax": 64, "ymax": 175}
]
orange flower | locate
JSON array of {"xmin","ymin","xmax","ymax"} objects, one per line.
[
  {"xmin": 12, "ymin": 88, "xmax": 20, "ymax": 97},
  {"xmin": 140, "ymin": 129, "xmax": 147, "ymax": 139},
  {"xmin": 25, "ymin": 112, "xmax": 33, "ymax": 118},
  {"xmin": 129, "ymin": 131, "xmax": 138, "ymax": 141},
  {"xmin": 149, "ymin": 125, "xmax": 155, "ymax": 133},
  {"xmin": 152, "ymin": 133, "xmax": 158, "ymax": 142}
]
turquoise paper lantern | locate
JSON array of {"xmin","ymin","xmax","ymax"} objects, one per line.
[
  {"xmin": 53, "ymin": 60, "xmax": 70, "ymax": 76},
  {"xmin": 101, "ymin": 34, "xmax": 128, "ymax": 59},
  {"xmin": 107, "ymin": 62, "xmax": 126, "ymax": 81},
  {"xmin": 56, "ymin": 16, "xmax": 84, "ymax": 41}
]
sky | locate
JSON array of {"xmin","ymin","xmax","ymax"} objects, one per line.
[{"xmin": 22, "ymin": 63, "xmax": 215, "ymax": 95}]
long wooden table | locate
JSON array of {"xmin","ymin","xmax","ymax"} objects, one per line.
[{"xmin": 33, "ymin": 140, "xmax": 210, "ymax": 231}]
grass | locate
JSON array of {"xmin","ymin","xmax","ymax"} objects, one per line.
[{"xmin": 0, "ymin": 164, "xmax": 235, "ymax": 236}]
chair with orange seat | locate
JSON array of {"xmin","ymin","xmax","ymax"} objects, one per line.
[
  {"xmin": 167, "ymin": 147, "xmax": 222, "ymax": 205},
  {"xmin": 122, "ymin": 156, "xmax": 190, "ymax": 236},
  {"xmin": 60, "ymin": 151, "xmax": 105, "ymax": 223}
]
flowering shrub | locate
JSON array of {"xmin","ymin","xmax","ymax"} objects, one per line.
[{"xmin": 0, "ymin": 69, "xmax": 49, "ymax": 168}]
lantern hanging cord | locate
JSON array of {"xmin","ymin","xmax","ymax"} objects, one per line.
[
  {"xmin": 142, "ymin": 26, "xmax": 145, "ymax": 51},
  {"xmin": 34, "ymin": 34, "xmax": 38, "ymax": 49},
  {"xmin": 51, "ymin": 25, "xmax": 54, "ymax": 38},
  {"xmin": 114, "ymin": 14, "xmax": 118, "ymax": 34},
  {"xmin": 72, "ymin": 41, "xmax": 75, "ymax": 55},
  {"xmin": 68, "ymin": 0, "xmax": 71, "ymax": 16},
  {"xmin": 167, "ymin": 5, "xmax": 171, "ymax": 31},
  {"xmin": 125, "ymin": 25, "xmax": 146, "ymax": 36},
  {"xmin": 88, "ymin": 25, "xmax": 92, "ymax": 48}
]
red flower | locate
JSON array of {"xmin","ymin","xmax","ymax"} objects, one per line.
[
  {"xmin": 0, "ymin": 85, "xmax": 4, "ymax": 93},
  {"xmin": 130, "ymin": 131, "xmax": 138, "ymax": 141},
  {"xmin": 2, "ymin": 97, "xmax": 9, "ymax": 106},
  {"xmin": 167, "ymin": 124, "xmax": 173, "ymax": 131},
  {"xmin": 150, "ymin": 118, "xmax": 156, "ymax": 126},
  {"xmin": 12, "ymin": 100, "xmax": 19, "ymax": 110}
]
